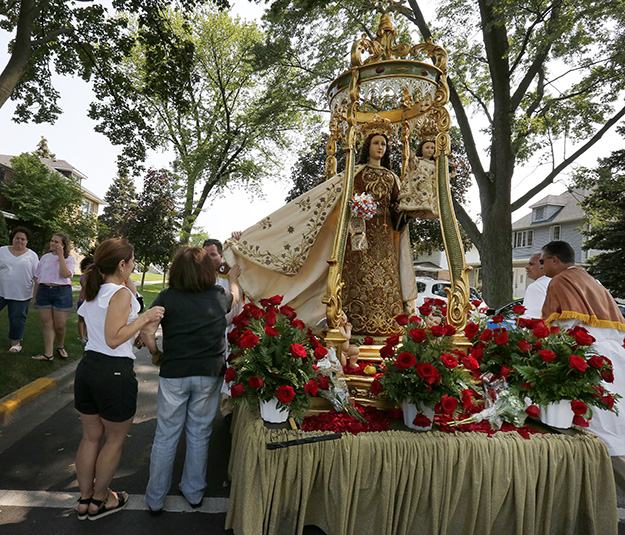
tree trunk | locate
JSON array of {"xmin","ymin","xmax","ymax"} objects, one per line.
[
  {"xmin": 141, "ymin": 265, "xmax": 147, "ymax": 292},
  {"xmin": 0, "ymin": 0, "xmax": 38, "ymax": 110}
]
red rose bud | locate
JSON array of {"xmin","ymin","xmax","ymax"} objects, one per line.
[
  {"xmin": 601, "ymin": 369, "xmax": 615, "ymax": 382},
  {"xmin": 227, "ymin": 327, "xmax": 241, "ymax": 343},
  {"xmin": 520, "ymin": 382, "xmax": 532, "ymax": 389},
  {"xmin": 291, "ymin": 319, "xmax": 306, "ymax": 330},
  {"xmin": 461, "ymin": 389, "xmax": 474, "ymax": 409},
  {"xmin": 430, "ymin": 325, "xmax": 446, "ymax": 337},
  {"xmin": 231, "ymin": 383, "xmax": 245, "ymax": 398},
  {"xmin": 418, "ymin": 305, "xmax": 432, "ymax": 316},
  {"xmin": 571, "ymin": 399, "xmax": 587, "ymax": 415},
  {"xmin": 533, "ymin": 326, "xmax": 550, "ymax": 338},
  {"xmin": 264, "ymin": 326, "xmax": 279, "ymax": 336},
  {"xmin": 386, "ymin": 334, "xmax": 400, "ymax": 346},
  {"xmin": 461, "ymin": 354, "xmax": 480, "ymax": 371},
  {"xmin": 224, "ymin": 367, "xmax": 236, "ymax": 383},
  {"xmin": 370, "ymin": 378, "xmax": 383, "ymax": 395},
  {"xmin": 445, "ymin": 325, "xmax": 457, "ymax": 336},
  {"xmin": 317, "ymin": 376, "xmax": 330, "ymax": 390},
  {"xmin": 251, "ymin": 307, "xmax": 265, "ymax": 319},
  {"xmin": 395, "ymin": 314, "xmax": 409, "ymax": 326},
  {"xmin": 464, "ymin": 323, "xmax": 480, "ymax": 339},
  {"xmin": 290, "ymin": 343, "xmax": 307, "ymax": 359},
  {"xmin": 269, "ymin": 295, "xmax": 284, "ymax": 306},
  {"xmin": 539, "ymin": 350, "xmax": 557, "ymax": 363},
  {"xmin": 512, "ymin": 304, "xmax": 526, "ymax": 315},
  {"xmin": 569, "ymin": 354, "xmax": 588, "ymax": 372},
  {"xmin": 495, "ymin": 331, "xmax": 509, "ymax": 345},
  {"xmin": 587, "ymin": 355, "xmax": 603, "ymax": 368},
  {"xmin": 518, "ymin": 340, "xmax": 531, "ymax": 352},
  {"xmin": 500, "ymin": 365, "xmax": 511, "ymax": 378},
  {"xmin": 309, "ymin": 335, "xmax": 320, "ymax": 349},
  {"xmin": 492, "ymin": 315, "xmax": 504, "ymax": 324},
  {"xmin": 549, "ymin": 326, "xmax": 561, "ymax": 334},
  {"xmin": 574, "ymin": 329, "xmax": 595, "ymax": 346},
  {"xmin": 265, "ymin": 312, "xmax": 277, "ymax": 327},
  {"xmin": 416, "ymin": 363, "xmax": 440, "ymax": 384},
  {"xmin": 237, "ymin": 330, "xmax": 259, "ymax": 349},
  {"xmin": 276, "ymin": 384, "xmax": 295, "ymax": 404},
  {"xmin": 379, "ymin": 344, "xmax": 395, "ymax": 359},
  {"xmin": 525, "ymin": 405, "xmax": 540, "ymax": 418},
  {"xmin": 409, "ymin": 328, "xmax": 427, "ymax": 343},
  {"xmin": 409, "ymin": 316, "xmax": 421, "ymax": 324},
  {"xmin": 232, "ymin": 315, "xmax": 251, "ymax": 327},
  {"xmin": 572, "ymin": 415, "xmax": 590, "ymax": 427},
  {"xmin": 364, "ymin": 336, "xmax": 374, "ymax": 345},
  {"xmin": 602, "ymin": 394, "xmax": 615, "ymax": 409},
  {"xmin": 279, "ymin": 305, "xmax": 296, "ymax": 319},
  {"xmin": 259, "ymin": 298, "xmax": 271, "ymax": 307},
  {"xmin": 395, "ymin": 352, "xmax": 417, "ymax": 370},
  {"xmin": 248, "ymin": 376, "xmax": 264, "ymax": 389},
  {"xmin": 479, "ymin": 329, "xmax": 493, "ymax": 341},
  {"xmin": 441, "ymin": 353, "xmax": 458, "ymax": 369},
  {"xmin": 470, "ymin": 346, "xmax": 483, "ymax": 360},
  {"xmin": 314, "ymin": 346, "xmax": 328, "ymax": 360},
  {"xmin": 440, "ymin": 395, "xmax": 458, "ymax": 415},
  {"xmin": 304, "ymin": 379, "xmax": 318, "ymax": 396},
  {"xmin": 412, "ymin": 413, "xmax": 432, "ymax": 428}
]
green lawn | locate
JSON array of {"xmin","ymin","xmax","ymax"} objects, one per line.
[{"xmin": 0, "ymin": 283, "xmax": 166, "ymax": 398}]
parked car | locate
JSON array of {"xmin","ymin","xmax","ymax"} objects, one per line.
[
  {"xmin": 415, "ymin": 277, "xmax": 488, "ymax": 313},
  {"xmin": 485, "ymin": 298, "xmax": 523, "ymax": 330}
]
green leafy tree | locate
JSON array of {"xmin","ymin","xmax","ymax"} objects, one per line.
[
  {"xmin": 260, "ymin": 0, "xmax": 625, "ymax": 307},
  {"xmin": 0, "ymin": 0, "xmax": 227, "ymax": 120},
  {"xmin": 98, "ymin": 173, "xmax": 137, "ymax": 240},
  {"xmin": 0, "ymin": 213, "xmax": 9, "ymax": 245},
  {"xmin": 91, "ymin": 8, "xmax": 314, "ymax": 243},
  {"xmin": 573, "ymin": 126, "xmax": 625, "ymax": 298},
  {"xmin": 123, "ymin": 168, "xmax": 179, "ymax": 289},
  {"xmin": 2, "ymin": 153, "xmax": 96, "ymax": 253},
  {"xmin": 33, "ymin": 137, "xmax": 55, "ymax": 159}
]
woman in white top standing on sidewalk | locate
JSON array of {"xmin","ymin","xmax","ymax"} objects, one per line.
[
  {"xmin": 32, "ymin": 233, "xmax": 76, "ymax": 361},
  {"xmin": 0, "ymin": 226, "xmax": 39, "ymax": 352},
  {"xmin": 74, "ymin": 238, "xmax": 164, "ymax": 521}
]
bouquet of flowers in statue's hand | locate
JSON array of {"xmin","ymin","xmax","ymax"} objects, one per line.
[
  {"xmin": 349, "ymin": 192, "xmax": 377, "ymax": 220},
  {"xmin": 225, "ymin": 296, "xmax": 320, "ymax": 420},
  {"xmin": 371, "ymin": 312, "xmax": 475, "ymax": 428},
  {"xmin": 471, "ymin": 305, "xmax": 620, "ymax": 427}
]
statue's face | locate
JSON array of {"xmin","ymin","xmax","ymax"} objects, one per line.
[
  {"xmin": 369, "ymin": 135, "xmax": 387, "ymax": 162},
  {"xmin": 422, "ymin": 141, "xmax": 436, "ymax": 160}
]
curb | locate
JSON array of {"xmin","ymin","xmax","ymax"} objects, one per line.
[{"xmin": 0, "ymin": 360, "xmax": 79, "ymax": 425}]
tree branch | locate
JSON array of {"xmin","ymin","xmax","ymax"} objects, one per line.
[{"xmin": 511, "ymin": 103, "xmax": 625, "ymax": 211}]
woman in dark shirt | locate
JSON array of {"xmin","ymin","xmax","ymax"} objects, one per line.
[{"xmin": 142, "ymin": 246, "xmax": 240, "ymax": 514}]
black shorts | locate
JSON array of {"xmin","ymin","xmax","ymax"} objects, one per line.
[{"xmin": 74, "ymin": 351, "xmax": 138, "ymax": 422}]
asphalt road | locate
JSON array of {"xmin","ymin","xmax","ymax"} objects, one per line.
[{"xmin": 0, "ymin": 349, "xmax": 235, "ymax": 534}]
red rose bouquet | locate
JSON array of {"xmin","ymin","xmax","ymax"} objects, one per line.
[
  {"xmin": 226, "ymin": 296, "xmax": 319, "ymax": 419},
  {"xmin": 373, "ymin": 313, "xmax": 473, "ymax": 415},
  {"xmin": 475, "ymin": 308, "xmax": 620, "ymax": 424}
]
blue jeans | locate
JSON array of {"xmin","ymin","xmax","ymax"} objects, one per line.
[
  {"xmin": 145, "ymin": 375, "xmax": 222, "ymax": 510},
  {"xmin": 0, "ymin": 297, "xmax": 31, "ymax": 341}
]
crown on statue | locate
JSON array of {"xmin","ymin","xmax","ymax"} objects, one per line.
[
  {"xmin": 418, "ymin": 119, "xmax": 439, "ymax": 142},
  {"xmin": 360, "ymin": 115, "xmax": 394, "ymax": 140}
]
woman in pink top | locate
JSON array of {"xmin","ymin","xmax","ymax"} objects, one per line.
[{"xmin": 32, "ymin": 233, "xmax": 76, "ymax": 361}]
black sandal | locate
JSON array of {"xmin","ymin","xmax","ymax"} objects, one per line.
[
  {"xmin": 88, "ymin": 490, "xmax": 128, "ymax": 521},
  {"xmin": 77, "ymin": 496, "xmax": 92, "ymax": 521},
  {"xmin": 31, "ymin": 354, "xmax": 54, "ymax": 361}
]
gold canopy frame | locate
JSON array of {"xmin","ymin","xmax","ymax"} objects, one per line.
[{"xmin": 322, "ymin": 14, "xmax": 472, "ymax": 355}]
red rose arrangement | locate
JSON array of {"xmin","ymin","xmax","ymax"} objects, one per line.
[
  {"xmin": 226, "ymin": 296, "xmax": 320, "ymax": 419},
  {"xmin": 473, "ymin": 308, "xmax": 620, "ymax": 424},
  {"xmin": 373, "ymin": 313, "xmax": 473, "ymax": 417}
]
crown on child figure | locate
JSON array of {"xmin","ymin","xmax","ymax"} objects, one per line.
[
  {"xmin": 418, "ymin": 119, "xmax": 439, "ymax": 142},
  {"xmin": 360, "ymin": 115, "xmax": 394, "ymax": 140}
]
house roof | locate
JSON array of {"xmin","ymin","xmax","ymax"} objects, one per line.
[
  {"xmin": 0, "ymin": 154, "xmax": 104, "ymax": 204},
  {"xmin": 512, "ymin": 189, "xmax": 588, "ymax": 230}
]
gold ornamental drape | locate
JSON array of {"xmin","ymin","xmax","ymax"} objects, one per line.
[{"xmin": 226, "ymin": 405, "xmax": 617, "ymax": 535}]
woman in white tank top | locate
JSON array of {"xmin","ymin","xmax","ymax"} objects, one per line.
[{"xmin": 74, "ymin": 238, "xmax": 164, "ymax": 521}]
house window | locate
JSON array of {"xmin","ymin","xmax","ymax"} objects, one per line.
[
  {"xmin": 513, "ymin": 230, "xmax": 534, "ymax": 248},
  {"xmin": 533, "ymin": 207, "xmax": 545, "ymax": 221},
  {"xmin": 82, "ymin": 200, "xmax": 95, "ymax": 216},
  {"xmin": 550, "ymin": 225, "xmax": 561, "ymax": 241}
]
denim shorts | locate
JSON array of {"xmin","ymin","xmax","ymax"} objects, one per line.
[
  {"xmin": 36, "ymin": 284, "xmax": 73, "ymax": 311},
  {"xmin": 74, "ymin": 351, "xmax": 138, "ymax": 422}
]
